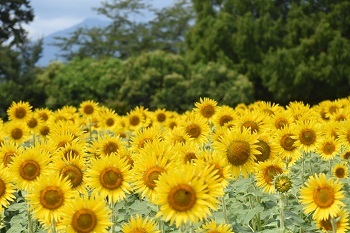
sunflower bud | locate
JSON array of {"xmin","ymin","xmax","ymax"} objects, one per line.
[{"xmin": 274, "ymin": 175, "xmax": 292, "ymax": 193}]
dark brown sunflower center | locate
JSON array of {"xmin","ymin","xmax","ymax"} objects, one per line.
[
  {"xmin": 103, "ymin": 142, "xmax": 118, "ymax": 155},
  {"xmin": 3, "ymin": 152, "xmax": 16, "ymax": 167},
  {"xmin": 242, "ymin": 121, "xmax": 259, "ymax": 133},
  {"xmin": 40, "ymin": 126, "xmax": 50, "ymax": 136},
  {"xmin": 72, "ymin": 208, "xmax": 97, "ymax": 233},
  {"xmin": 255, "ymin": 140, "xmax": 271, "ymax": 162},
  {"xmin": 300, "ymin": 129, "xmax": 316, "ymax": 145},
  {"xmin": 143, "ymin": 166, "xmax": 165, "ymax": 189},
  {"xmin": 264, "ymin": 166, "xmax": 283, "ymax": 184},
  {"xmin": 313, "ymin": 187, "xmax": 334, "ymax": 208},
  {"xmin": 20, "ymin": 160, "xmax": 40, "ymax": 180},
  {"xmin": 335, "ymin": 168, "xmax": 345, "ymax": 178},
  {"xmin": 168, "ymin": 184, "xmax": 196, "ymax": 212},
  {"xmin": 138, "ymin": 138, "xmax": 152, "ymax": 149},
  {"xmin": 169, "ymin": 121, "xmax": 177, "ymax": 129},
  {"xmin": 201, "ymin": 105, "xmax": 215, "ymax": 118},
  {"xmin": 39, "ymin": 113, "xmax": 49, "ymax": 121},
  {"xmin": 219, "ymin": 115, "xmax": 232, "ymax": 126},
  {"xmin": 173, "ymin": 136, "xmax": 186, "ymax": 145},
  {"xmin": 130, "ymin": 116, "xmax": 140, "ymax": 126},
  {"xmin": 11, "ymin": 128, "xmax": 23, "ymax": 140},
  {"xmin": 99, "ymin": 167, "xmax": 123, "ymax": 190},
  {"xmin": 275, "ymin": 118, "xmax": 288, "ymax": 129},
  {"xmin": 83, "ymin": 105, "xmax": 94, "ymax": 115},
  {"xmin": 27, "ymin": 118, "xmax": 38, "ymax": 128},
  {"xmin": 15, "ymin": 107, "xmax": 26, "ymax": 119},
  {"xmin": 0, "ymin": 179, "xmax": 5, "ymax": 197},
  {"xmin": 157, "ymin": 113, "xmax": 166, "ymax": 122},
  {"xmin": 61, "ymin": 165, "xmax": 83, "ymax": 188},
  {"xmin": 320, "ymin": 218, "xmax": 333, "ymax": 231},
  {"xmin": 63, "ymin": 149, "xmax": 79, "ymax": 160},
  {"xmin": 280, "ymin": 134, "xmax": 296, "ymax": 151},
  {"xmin": 323, "ymin": 142, "xmax": 335, "ymax": 155},
  {"xmin": 227, "ymin": 141, "xmax": 250, "ymax": 166},
  {"xmin": 40, "ymin": 186, "xmax": 64, "ymax": 210},
  {"xmin": 185, "ymin": 152, "xmax": 197, "ymax": 163},
  {"xmin": 106, "ymin": 118, "xmax": 115, "ymax": 127},
  {"xmin": 186, "ymin": 124, "xmax": 201, "ymax": 138},
  {"xmin": 343, "ymin": 151, "xmax": 350, "ymax": 160}
]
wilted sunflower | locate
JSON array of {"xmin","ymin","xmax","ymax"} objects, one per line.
[
  {"xmin": 193, "ymin": 97, "xmax": 218, "ymax": 121},
  {"xmin": 0, "ymin": 164, "xmax": 16, "ymax": 209},
  {"xmin": 154, "ymin": 165, "xmax": 215, "ymax": 227},
  {"xmin": 179, "ymin": 111, "xmax": 211, "ymax": 145},
  {"xmin": 333, "ymin": 164, "xmax": 348, "ymax": 179},
  {"xmin": 299, "ymin": 173, "xmax": 345, "ymax": 220},
  {"xmin": 255, "ymin": 159, "xmax": 286, "ymax": 194},
  {"xmin": 4, "ymin": 121, "xmax": 30, "ymax": 144},
  {"xmin": 132, "ymin": 151, "xmax": 177, "ymax": 202},
  {"xmin": 213, "ymin": 127, "xmax": 260, "ymax": 178},
  {"xmin": 316, "ymin": 136, "xmax": 341, "ymax": 161},
  {"xmin": 0, "ymin": 141, "xmax": 22, "ymax": 167},
  {"xmin": 315, "ymin": 208, "xmax": 349, "ymax": 233},
  {"xmin": 86, "ymin": 155, "xmax": 133, "ymax": 204},
  {"xmin": 7, "ymin": 101, "xmax": 32, "ymax": 122},
  {"xmin": 196, "ymin": 219, "xmax": 234, "ymax": 233},
  {"xmin": 26, "ymin": 174, "xmax": 76, "ymax": 224},
  {"xmin": 60, "ymin": 195, "xmax": 112, "ymax": 233},
  {"xmin": 8, "ymin": 146, "xmax": 51, "ymax": 191},
  {"xmin": 121, "ymin": 214, "xmax": 160, "ymax": 233}
]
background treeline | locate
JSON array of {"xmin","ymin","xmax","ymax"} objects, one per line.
[{"xmin": 1, "ymin": 0, "xmax": 350, "ymax": 119}]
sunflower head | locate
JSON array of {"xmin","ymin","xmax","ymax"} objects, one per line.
[
  {"xmin": 7, "ymin": 101, "xmax": 33, "ymax": 122},
  {"xmin": 274, "ymin": 174, "xmax": 292, "ymax": 193}
]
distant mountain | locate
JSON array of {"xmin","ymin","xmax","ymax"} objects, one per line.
[{"xmin": 36, "ymin": 17, "xmax": 111, "ymax": 67}]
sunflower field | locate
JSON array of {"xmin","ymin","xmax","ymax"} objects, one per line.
[{"xmin": 1, "ymin": 97, "xmax": 350, "ymax": 233}]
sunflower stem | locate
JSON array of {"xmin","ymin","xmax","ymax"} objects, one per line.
[
  {"xmin": 190, "ymin": 222, "xmax": 194, "ymax": 233},
  {"xmin": 256, "ymin": 196, "xmax": 262, "ymax": 231},
  {"xmin": 301, "ymin": 152, "xmax": 305, "ymax": 184},
  {"xmin": 329, "ymin": 159, "xmax": 333, "ymax": 176},
  {"xmin": 279, "ymin": 193, "xmax": 285, "ymax": 233},
  {"xmin": 27, "ymin": 207, "xmax": 33, "ymax": 233},
  {"xmin": 331, "ymin": 217, "xmax": 337, "ymax": 233},
  {"xmin": 221, "ymin": 196, "xmax": 229, "ymax": 224},
  {"xmin": 156, "ymin": 205, "xmax": 165, "ymax": 233},
  {"xmin": 110, "ymin": 203, "xmax": 116, "ymax": 233},
  {"xmin": 52, "ymin": 219, "xmax": 57, "ymax": 233},
  {"xmin": 180, "ymin": 223, "xmax": 186, "ymax": 232}
]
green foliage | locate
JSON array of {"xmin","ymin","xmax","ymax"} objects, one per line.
[{"xmin": 37, "ymin": 51, "xmax": 254, "ymax": 114}]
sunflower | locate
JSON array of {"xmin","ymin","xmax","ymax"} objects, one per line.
[
  {"xmin": 285, "ymin": 101, "xmax": 311, "ymax": 122},
  {"xmin": 211, "ymin": 105, "xmax": 237, "ymax": 128},
  {"xmin": 38, "ymin": 123, "xmax": 51, "ymax": 138},
  {"xmin": 173, "ymin": 141, "xmax": 201, "ymax": 165},
  {"xmin": 333, "ymin": 164, "xmax": 348, "ymax": 179},
  {"xmin": 7, "ymin": 101, "xmax": 32, "ymax": 122},
  {"xmin": 4, "ymin": 121, "xmax": 30, "ymax": 144},
  {"xmin": 320, "ymin": 121, "xmax": 342, "ymax": 139},
  {"xmin": 254, "ymin": 131, "xmax": 279, "ymax": 163},
  {"xmin": 132, "ymin": 151, "xmax": 177, "ymax": 202},
  {"xmin": 210, "ymin": 125, "xmax": 230, "ymax": 143},
  {"xmin": 79, "ymin": 100, "xmax": 100, "ymax": 118},
  {"xmin": 162, "ymin": 126, "xmax": 193, "ymax": 146},
  {"xmin": 213, "ymin": 127, "xmax": 260, "ymax": 178},
  {"xmin": 255, "ymin": 159, "xmax": 286, "ymax": 194},
  {"xmin": 52, "ymin": 155, "xmax": 87, "ymax": 193},
  {"xmin": 299, "ymin": 173, "xmax": 345, "ymax": 220},
  {"xmin": 47, "ymin": 132, "xmax": 76, "ymax": 150},
  {"xmin": 196, "ymin": 219, "xmax": 234, "ymax": 233},
  {"xmin": 129, "ymin": 126, "xmax": 163, "ymax": 153},
  {"xmin": 250, "ymin": 100, "xmax": 283, "ymax": 117},
  {"xmin": 87, "ymin": 133, "xmax": 126, "ymax": 158},
  {"xmin": 49, "ymin": 120, "xmax": 87, "ymax": 141},
  {"xmin": 164, "ymin": 111, "xmax": 181, "ymax": 130},
  {"xmin": 60, "ymin": 194, "xmax": 112, "ymax": 233},
  {"xmin": 86, "ymin": 155, "xmax": 133, "ymax": 204},
  {"xmin": 154, "ymin": 165, "xmax": 215, "ymax": 227},
  {"xmin": 0, "ymin": 140, "xmax": 22, "ymax": 167},
  {"xmin": 121, "ymin": 214, "xmax": 160, "ymax": 233},
  {"xmin": 273, "ymin": 125, "xmax": 301, "ymax": 166},
  {"xmin": 315, "ymin": 208, "xmax": 349, "ymax": 233},
  {"xmin": 268, "ymin": 110, "xmax": 294, "ymax": 130},
  {"xmin": 338, "ymin": 121, "xmax": 350, "ymax": 148},
  {"xmin": 316, "ymin": 136, "xmax": 341, "ymax": 161},
  {"xmin": 179, "ymin": 111, "xmax": 211, "ymax": 146},
  {"xmin": 26, "ymin": 112, "xmax": 43, "ymax": 135},
  {"xmin": 34, "ymin": 107, "xmax": 53, "ymax": 122},
  {"xmin": 53, "ymin": 138, "xmax": 87, "ymax": 160},
  {"xmin": 151, "ymin": 108, "xmax": 170, "ymax": 127},
  {"xmin": 126, "ymin": 108, "xmax": 147, "ymax": 132},
  {"xmin": 292, "ymin": 119, "xmax": 321, "ymax": 153},
  {"xmin": 0, "ymin": 164, "xmax": 16, "ymax": 209},
  {"xmin": 26, "ymin": 174, "xmax": 76, "ymax": 224},
  {"xmin": 236, "ymin": 109, "xmax": 269, "ymax": 134},
  {"xmin": 330, "ymin": 107, "xmax": 350, "ymax": 122},
  {"xmin": 97, "ymin": 107, "xmax": 119, "ymax": 130},
  {"xmin": 341, "ymin": 149, "xmax": 350, "ymax": 161},
  {"xmin": 194, "ymin": 97, "xmax": 218, "ymax": 121},
  {"xmin": 195, "ymin": 150, "xmax": 232, "ymax": 188},
  {"xmin": 8, "ymin": 145, "xmax": 51, "ymax": 191}
]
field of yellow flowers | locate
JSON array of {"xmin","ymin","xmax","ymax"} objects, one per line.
[{"xmin": 1, "ymin": 97, "xmax": 350, "ymax": 233}]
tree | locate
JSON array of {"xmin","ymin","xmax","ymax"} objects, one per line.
[
  {"xmin": 185, "ymin": 0, "xmax": 350, "ymax": 104},
  {"xmin": 53, "ymin": 0, "xmax": 194, "ymax": 61},
  {"xmin": 0, "ymin": 0, "xmax": 34, "ymax": 47}
]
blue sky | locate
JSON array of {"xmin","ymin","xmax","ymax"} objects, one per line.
[{"xmin": 25, "ymin": 0, "xmax": 174, "ymax": 39}]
